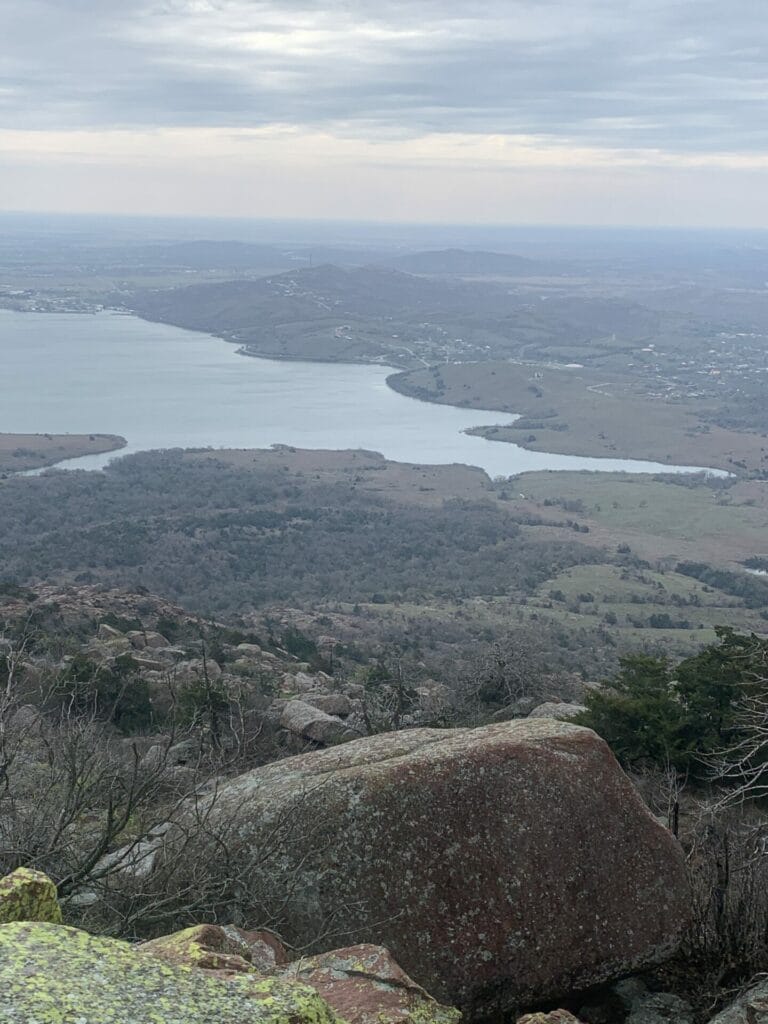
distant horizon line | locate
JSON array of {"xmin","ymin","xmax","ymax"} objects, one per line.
[{"xmin": 1, "ymin": 209, "xmax": 768, "ymax": 236}]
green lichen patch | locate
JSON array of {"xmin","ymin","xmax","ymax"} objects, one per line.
[
  {"xmin": 516, "ymin": 1013, "xmax": 582, "ymax": 1024},
  {"xmin": 0, "ymin": 868, "xmax": 62, "ymax": 925},
  {"xmin": 141, "ymin": 923, "xmax": 258, "ymax": 973},
  {"xmin": 0, "ymin": 921, "xmax": 343, "ymax": 1024}
]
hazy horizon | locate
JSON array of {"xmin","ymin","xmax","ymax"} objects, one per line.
[{"xmin": 4, "ymin": 210, "xmax": 768, "ymax": 245}]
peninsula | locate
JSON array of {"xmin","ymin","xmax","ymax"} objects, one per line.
[{"xmin": 0, "ymin": 432, "xmax": 126, "ymax": 473}]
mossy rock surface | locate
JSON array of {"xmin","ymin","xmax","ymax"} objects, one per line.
[
  {"xmin": 0, "ymin": 868, "xmax": 62, "ymax": 924},
  {"xmin": 0, "ymin": 921, "xmax": 341, "ymax": 1024}
]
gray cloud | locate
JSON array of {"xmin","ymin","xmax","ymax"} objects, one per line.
[{"xmin": 2, "ymin": 0, "xmax": 767, "ymax": 151}]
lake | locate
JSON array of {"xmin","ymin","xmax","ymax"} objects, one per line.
[{"xmin": 1, "ymin": 309, "xmax": 716, "ymax": 477}]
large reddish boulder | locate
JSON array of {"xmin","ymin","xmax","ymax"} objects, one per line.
[{"xmin": 181, "ymin": 720, "xmax": 690, "ymax": 1019}]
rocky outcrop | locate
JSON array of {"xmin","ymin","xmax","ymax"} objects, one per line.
[
  {"xmin": 613, "ymin": 977, "xmax": 694, "ymax": 1024},
  {"xmin": 517, "ymin": 1013, "xmax": 582, "ymax": 1024},
  {"xmin": 707, "ymin": 979, "xmax": 768, "ymax": 1024},
  {"xmin": 528, "ymin": 701, "xmax": 587, "ymax": 721},
  {"xmin": 0, "ymin": 867, "xmax": 62, "ymax": 924},
  {"xmin": 189, "ymin": 719, "xmax": 690, "ymax": 1018},
  {"xmin": 141, "ymin": 923, "xmax": 288, "ymax": 974},
  {"xmin": 280, "ymin": 698, "xmax": 362, "ymax": 745},
  {"xmin": 127, "ymin": 630, "xmax": 170, "ymax": 650},
  {"xmin": 0, "ymin": 869, "xmax": 458, "ymax": 1024},
  {"xmin": 301, "ymin": 693, "xmax": 355, "ymax": 717},
  {"xmin": 0, "ymin": 921, "xmax": 340, "ymax": 1024},
  {"xmin": 283, "ymin": 944, "xmax": 461, "ymax": 1024},
  {"xmin": 175, "ymin": 657, "xmax": 223, "ymax": 684}
]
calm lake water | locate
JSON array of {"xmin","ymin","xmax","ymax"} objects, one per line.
[{"xmin": 1, "ymin": 309, "xmax": 715, "ymax": 477}]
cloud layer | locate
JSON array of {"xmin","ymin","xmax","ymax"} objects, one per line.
[{"xmin": 3, "ymin": 0, "xmax": 767, "ymax": 152}]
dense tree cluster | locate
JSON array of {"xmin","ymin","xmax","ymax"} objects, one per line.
[
  {"xmin": 676, "ymin": 562, "xmax": 768, "ymax": 609},
  {"xmin": 577, "ymin": 627, "xmax": 768, "ymax": 774},
  {"xmin": 0, "ymin": 451, "xmax": 601, "ymax": 616}
]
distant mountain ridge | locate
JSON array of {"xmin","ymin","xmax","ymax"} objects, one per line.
[
  {"xmin": 134, "ymin": 243, "xmax": 565, "ymax": 278},
  {"xmin": 126, "ymin": 262, "xmax": 515, "ymax": 333},
  {"xmin": 380, "ymin": 248, "xmax": 564, "ymax": 276},
  {"xmin": 137, "ymin": 240, "xmax": 392, "ymax": 273}
]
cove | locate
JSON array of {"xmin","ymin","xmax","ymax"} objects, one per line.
[{"xmin": 1, "ymin": 309, "xmax": 717, "ymax": 477}]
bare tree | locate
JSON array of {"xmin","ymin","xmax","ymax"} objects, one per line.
[
  {"xmin": 0, "ymin": 623, "xmax": 352, "ymax": 946},
  {"xmin": 71, "ymin": 776, "xmax": 356, "ymax": 943},
  {"xmin": 705, "ymin": 691, "xmax": 768, "ymax": 806},
  {"xmin": 666, "ymin": 799, "xmax": 768, "ymax": 1016},
  {"xmin": 447, "ymin": 632, "xmax": 585, "ymax": 723}
]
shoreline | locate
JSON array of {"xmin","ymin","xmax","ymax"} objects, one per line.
[
  {"xmin": 0, "ymin": 432, "xmax": 127, "ymax": 475},
  {"xmin": 1, "ymin": 307, "xmax": 733, "ymax": 477},
  {"xmin": 124, "ymin": 306, "xmax": 742, "ymax": 473},
  {"xmin": 175, "ymin": 316, "xmax": 747, "ymax": 476},
  {"xmin": 385, "ymin": 365, "xmax": 756, "ymax": 476}
]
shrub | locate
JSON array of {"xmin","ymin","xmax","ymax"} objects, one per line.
[{"xmin": 577, "ymin": 629, "xmax": 767, "ymax": 774}]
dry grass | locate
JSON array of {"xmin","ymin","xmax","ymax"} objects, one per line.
[{"xmin": 189, "ymin": 446, "xmax": 494, "ymax": 508}]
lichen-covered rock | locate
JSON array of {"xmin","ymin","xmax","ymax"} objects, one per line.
[
  {"xmin": 611, "ymin": 976, "xmax": 694, "ymax": 1024},
  {"xmin": 527, "ymin": 701, "xmax": 587, "ymax": 721},
  {"xmin": 0, "ymin": 868, "xmax": 62, "ymax": 924},
  {"xmin": 192, "ymin": 720, "xmax": 689, "ymax": 1018},
  {"xmin": 0, "ymin": 921, "xmax": 340, "ymax": 1024},
  {"xmin": 237, "ymin": 642, "xmax": 262, "ymax": 656},
  {"xmin": 98, "ymin": 622, "xmax": 125, "ymax": 641},
  {"xmin": 280, "ymin": 698, "xmax": 361, "ymax": 745},
  {"xmin": 283, "ymin": 943, "xmax": 461, "ymax": 1024},
  {"xmin": 141, "ymin": 923, "xmax": 288, "ymax": 975},
  {"xmin": 141, "ymin": 738, "xmax": 200, "ymax": 771},
  {"xmin": 517, "ymin": 1013, "xmax": 583, "ymax": 1024},
  {"xmin": 175, "ymin": 658, "xmax": 222, "ymax": 684},
  {"xmin": 707, "ymin": 979, "xmax": 768, "ymax": 1023},
  {"xmin": 625, "ymin": 991, "xmax": 694, "ymax": 1024},
  {"xmin": 143, "ymin": 630, "xmax": 171, "ymax": 649},
  {"xmin": 301, "ymin": 693, "xmax": 354, "ymax": 718}
]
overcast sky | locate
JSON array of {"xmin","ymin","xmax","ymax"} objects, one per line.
[{"xmin": 2, "ymin": 0, "xmax": 767, "ymax": 225}]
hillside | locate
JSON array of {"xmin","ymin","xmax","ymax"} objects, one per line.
[
  {"xmin": 380, "ymin": 247, "xmax": 560, "ymax": 277},
  {"xmin": 127, "ymin": 264, "xmax": 519, "ymax": 366}
]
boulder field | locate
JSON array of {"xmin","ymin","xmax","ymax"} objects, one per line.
[
  {"xmin": 189, "ymin": 719, "xmax": 690, "ymax": 1018},
  {"xmin": 0, "ymin": 921, "xmax": 338, "ymax": 1024},
  {"xmin": 0, "ymin": 719, "xmax": 692, "ymax": 1022},
  {"xmin": 0, "ymin": 868, "xmax": 459, "ymax": 1024}
]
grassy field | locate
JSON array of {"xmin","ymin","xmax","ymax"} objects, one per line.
[
  {"xmin": 511, "ymin": 471, "xmax": 768, "ymax": 566},
  {"xmin": 0, "ymin": 433, "xmax": 125, "ymax": 473},
  {"xmin": 319, "ymin": 589, "xmax": 749, "ymax": 680}
]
